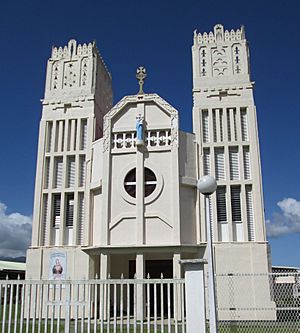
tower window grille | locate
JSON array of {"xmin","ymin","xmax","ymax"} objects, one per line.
[
  {"xmin": 231, "ymin": 186, "xmax": 242, "ymax": 223},
  {"xmin": 229, "ymin": 146, "xmax": 240, "ymax": 180},
  {"xmin": 78, "ymin": 193, "xmax": 84, "ymax": 245},
  {"xmin": 66, "ymin": 194, "xmax": 74, "ymax": 227},
  {"xmin": 216, "ymin": 186, "xmax": 227, "ymax": 223},
  {"xmin": 80, "ymin": 119, "xmax": 88, "ymax": 150},
  {"xmin": 54, "ymin": 157, "xmax": 63, "ymax": 188},
  {"xmin": 41, "ymin": 194, "xmax": 48, "ymax": 246},
  {"xmin": 215, "ymin": 148, "xmax": 225, "ymax": 180},
  {"xmin": 212, "ymin": 110, "xmax": 217, "ymax": 142},
  {"xmin": 203, "ymin": 148, "xmax": 210, "ymax": 175},
  {"xmin": 241, "ymin": 108, "xmax": 248, "ymax": 141},
  {"xmin": 46, "ymin": 121, "xmax": 53, "ymax": 152},
  {"xmin": 226, "ymin": 109, "xmax": 231, "ymax": 141},
  {"xmin": 52, "ymin": 194, "xmax": 61, "ymax": 228},
  {"xmin": 219, "ymin": 109, "xmax": 224, "ymax": 142},
  {"xmin": 233, "ymin": 109, "xmax": 238, "ymax": 141},
  {"xmin": 243, "ymin": 146, "xmax": 251, "ymax": 180},
  {"xmin": 79, "ymin": 155, "xmax": 86, "ymax": 187},
  {"xmin": 202, "ymin": 110, "xmax": 209, "ymax": 143},
  {"xmin": 44, "ymin": 157, "xmax": 50, "ymax": 189},
  {"xmin": 246, "ymin": 185, "xmax": 255, "ymax": 241},
  {"xmin": 67, "ymin": 156, "xmax": 76, "ymax": 187}
]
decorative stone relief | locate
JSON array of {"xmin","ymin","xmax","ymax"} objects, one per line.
[
  {"xmin": 212, "ymin": 47, "xmax": 228, "ymax": 76},
  {"xmin": 51, "ymin": 62, "xmax": 60, "ymax": 90},
  {"xmin": 80, "ymin": 57, "xmax": 89, "ymax": 86},
  {"xmin": 63, "ymin": 61, "xmax": 78, "ymax": 88},
  {"xmin": 199, "ymin": 47, "xmax": 207, "ymax": 77},
  {"xmin": 232, "ymin": 43, "xmax": 243, "ymax": 75}
]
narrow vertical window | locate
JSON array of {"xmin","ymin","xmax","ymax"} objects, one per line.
[
  {"xmin": 44, "ymin": 157, "xmax": 50, "ymax": 189},
  {"xmin": 80, "ymin": 119, "xmax": 88, "ymax": 150},
  {"xmin": 215, "ymin": 148, "xmax": 225, "ymax": 180},
  {"xmin": 233, "ymin": 109, "xmax": 238, "ymax": 141},
  {"xmin": 219, "ymin": 109, "xmax": 224, "ymax": 142},
  {"xmin": 41, "ymin": 194, "xmax": 48, "ymax": 246},
  {"xmin": 202, "ymin": 110, "xmax": 209, "ymax": 143},
  {"xmin": 67, "ymin": 156, "xmax": 76, "ymax": 187},
  {"xmin": 212, "ymin": 110, "xmax": 217, "ymax": 142},
  {"xmin": 203, "ymin": 148, "xmax": 210, "ymax": 175},
  {"xmin": 79, "ymin": 155, "xmax": 86, "ymax": 187},
  {"xmin": 229, "ymin": 146, "xmax": 239, "ymax": 180},
  {"xmin": 246, "ymin": 185, "xmax": 255, "ymax": 241},
  {"xmin": 226, "ymin": 109, "xmax": 231, "ymax": 142},
  {"xmin": 46, "ymin": 121, "xmax": 53, "ymax": 153},
  {"xmin": 243, "ymin": 146, "xmax": 251, "ymax": 180},
  {"xmin": 78, "ymin": 193, "xmax": 84, "ymax": 245},
  {"xmin": 231, "ymin": 186, "xmax": 243, "ymax": 241},
  {"xmin": 241, "ymin": 108, "xmax": 248, "ymax": 141},
  {"xmin": 216, "ymin": 186, "xmax": 229, "ymax": 242},
  {"xmin": 66, "ymin": 194, "xmax": 74, "ymax": 227},
  {"xmin": 52, "ymin": 194, "xmax": 61, "ymax": 228},
  {"xmin": 54, "ymin": 157, "xmax": 63, "ymax": 188}
]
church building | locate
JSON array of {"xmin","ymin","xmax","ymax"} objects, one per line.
[{"xmin": 26, "ymin": 24, "xmax": 272, "ymax": 283}]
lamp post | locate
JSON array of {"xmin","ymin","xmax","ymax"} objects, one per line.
[{"xmin": 197, "ymin": 175, "xmax": 218, "ymax": 333}]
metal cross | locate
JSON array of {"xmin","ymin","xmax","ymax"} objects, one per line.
[{"xmin": 136, "ymin": 66, "xmax": 147, "ymax": 94}]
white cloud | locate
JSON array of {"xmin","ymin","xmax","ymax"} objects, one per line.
[
  {"xmin": 266, "ymin": 198, "xmax": 300, "ymax": 238},
  {"xmin": 0, "ymin": 201, "xmax": 32, "ymax": 258}
]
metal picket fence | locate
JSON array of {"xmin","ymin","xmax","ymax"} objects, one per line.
[
  {"xmin": 0, "ymin": 277, "xmax": 186, "ymax": 333},
  {"xmin": 215, "ymin": 272, "xmax": 300, "ymax": 332}
]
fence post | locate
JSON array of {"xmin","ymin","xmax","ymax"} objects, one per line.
[{"xmin": 180, "ymin": 259, "xmax": 207, "ymax": 333}]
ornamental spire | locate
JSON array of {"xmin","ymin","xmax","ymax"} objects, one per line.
[{"xmin": 136, "ymin": 66, "xmax": 147, "ymax": 94}]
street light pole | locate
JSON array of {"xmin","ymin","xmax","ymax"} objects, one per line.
[{"xmin": 197, "ymin": 176, "xmax": 218, "ymax": 333}]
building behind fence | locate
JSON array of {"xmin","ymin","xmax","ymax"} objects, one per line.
[{"xmin": 1, "ymin": 272, "xmax": 299, "ymax": 332}]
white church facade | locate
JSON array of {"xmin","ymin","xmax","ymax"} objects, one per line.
[{"xmin": 26, "ymin": 24, "xmax": 272, "ymax": 284}]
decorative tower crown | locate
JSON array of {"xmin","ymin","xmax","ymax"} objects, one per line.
[
  {"xmin": 192, "ymin": 24, "xmax": 250, "ymax": 89},
  {"xmin": 44, "ymin": 39, "xmax": 111, "ymax": 102}
]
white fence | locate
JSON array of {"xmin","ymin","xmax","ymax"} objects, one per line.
[
  {"xmin": 0, "ymin": 277, "xmax": 186, "ymax": 333},
  {"xmin": 0, "ymin": 272, "xmax": 300, "ymax": 333}
]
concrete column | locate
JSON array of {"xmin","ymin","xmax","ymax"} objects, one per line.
[
  {"xmin": 180, "ymin": 259, "xmax": 207, "ymax": 333},
  {"xmin": 136, "ymin": 253, "xmax": 144, "ymax": 321}
]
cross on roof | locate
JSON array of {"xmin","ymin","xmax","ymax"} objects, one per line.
[{"xmin": 136, "ymin": 66, "xmax": 147, "ymax": 94}]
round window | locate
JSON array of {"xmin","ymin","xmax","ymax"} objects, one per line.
[{"xmin": 124, "ymin": 167, "xmax": 157, "ymax": 198}]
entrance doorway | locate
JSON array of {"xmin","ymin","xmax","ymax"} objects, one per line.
[{"xmin": 129, "ymin": 259, "xmax": 173, "ymax": 316}]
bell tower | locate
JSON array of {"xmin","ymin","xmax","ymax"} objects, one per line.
[
  {"xmin": 27, "ymin": 39, "xmax": 112, "ymax": 279},
  {"xmin": 192, "ymin": 24, "xmax": 269, "ymax": 273}
]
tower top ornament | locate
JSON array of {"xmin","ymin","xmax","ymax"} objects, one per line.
[{"xmin": 136, "ymin": 66, "xmax": 147, "ymax": 94}]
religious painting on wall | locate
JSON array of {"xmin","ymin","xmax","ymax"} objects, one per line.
[{"xmin": 49, "ymin": 252, "xmax": 66, "ymax": 281}]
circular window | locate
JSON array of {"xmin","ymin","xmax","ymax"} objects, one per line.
[{"xmin": 124, "ymin": 167, "xmax": 157, "ymax": 198}]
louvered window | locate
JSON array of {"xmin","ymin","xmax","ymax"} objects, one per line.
[
  {"xmin": 219, "ymin": 109, "xmax": 223, "ymax": 142},
  {"xmin": 203, "ymin": 148, "xmax": 210, "ymax": 175},
  {"xmin": 80, "ymin": 119, "xmax": 88, "ymax": 150},
  {"xmin": 202, "ymin": 110, "xmax": 209, "ymax": 143},
  {"xmin": 243, "ymin": 146, "xmax": 251, "ymax": 180},
  {"xmin": 227, "ymin": 109, "xmax": 231, "ymax": 141},
  {"xmin": 44, "ymin": 157, "xmax": 50, "ymax": 189},
  {"xmin": 233, "ymin": 109, "xmax": 238, "ymax": 141},
  {"xmin": 231, "ymin": 186, "xmax": 242, "ymax": 223},
  {"xmin": 77, "ymin": 193, "xmax": 84, "ymax": 245},
  {"xmin": 54, "ymin": 157, "xmax": 63, "ymax": 188},
  {"xmin": 212, "ymin": 110, "xmax": 217, "ymax": 142},
  {"xmin": 46, "ymin": 121, "xmax": 53, "ymax": 152},
  {"xmin": 241, "ymin": 108, "xmax": 248, "ymax": 141},
  {"xmin": 216, "ymin": 187, "xmax": 227, "ymax": 223},
  {"xmin": 67, "ymin": 156, "xmax": 76, "ymax": 187},
  {"xmin": 41, "ymin": 195, "xmax": 48, "ymax": 246},
  {"xmin": 66, "ymin": 194, "xmax": 74, "ymax": 227},
  {"xmin": 52, "ymin": 194, "xmax": 61, "ymax": 227},
  {"xmin": 246, "ymin": 186, "xmax": 255, "ymax": 241},
  {"xmin": 215, "ymin": 148, "xmax": 225, "ymax": 180},
  {"xmin": 217, "ymin": 186, "xmax": 229, "ymax": 242},
  {"xmin": 79, "ymin": 155, "xmax": 86, "ymax": 187},
  {"xmin": 229, "ymin": 147, "xmax": 239, "ymax": 180}
]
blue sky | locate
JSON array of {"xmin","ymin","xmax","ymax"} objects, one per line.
[{"xmin": 0, "ymin": 0, "xmax": 299, "ymax": 265}]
